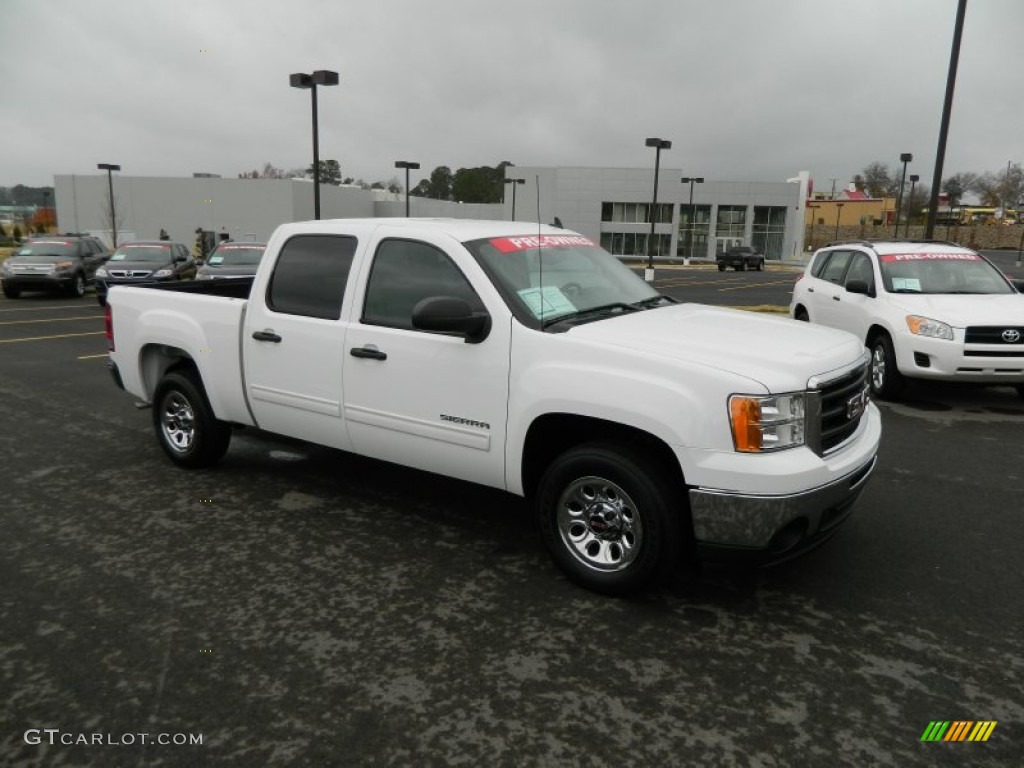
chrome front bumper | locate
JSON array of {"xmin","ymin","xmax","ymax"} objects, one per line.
[{"xmin": 688, "ymin": 455, "xmax": 877, "ymax": 551}]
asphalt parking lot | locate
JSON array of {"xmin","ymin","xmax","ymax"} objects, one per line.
[{"xmin": 1, "ymin": 282, "xmax": 1022, "ymax": 767}]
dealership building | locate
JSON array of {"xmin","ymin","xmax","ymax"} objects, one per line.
[{"xmin": 54, "ymin": 168, "xmax": 807, "ymax": 261}]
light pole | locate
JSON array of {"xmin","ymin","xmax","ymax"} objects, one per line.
[
  {"xmin": 97, "ymin": 163, "xmax": 121, "ymax": 247},
  {"xmin": 834, "ymin": 203, "xmax": 844, "ymax": 240},
  {"xmin": 42, "ymin": 190, "xmax": 51, "ymax": 233},
  {"xmin": 904, "ymin": 174, "xmax": 920, "ymax": 237},
  {"xmin": 504, "ymin": 178, "xmax": 525, "ymax": 221},
  {"xmin": 680, "ymin": 176, "xmax": 704, "ymax": 263},
  {"xmin": 644, "ymin": 137, "xmax": 671, "ymax": 281},
  {"xmin": 394, "ymin": 161, "xmax": 419, "ymax": 217},
  {"xmin": 290, "ymin": 69, "xmax": 339, "ymax": 220},
  {"xmin": 894, "ymin": 152, "xmax": 912, "ymax": 235}
]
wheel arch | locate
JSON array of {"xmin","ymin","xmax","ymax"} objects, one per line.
[
  {"xmin": 520, "ymin": 413, "xmax": 686, "ymax": 501},
  {"xmin": 140, "ymin": 344, "xmax": 199, "ymax": 401}
]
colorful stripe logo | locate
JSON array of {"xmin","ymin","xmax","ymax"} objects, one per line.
[{"xmin": 920, "ymin": 721, "xmax": 997, "ymax": 742}]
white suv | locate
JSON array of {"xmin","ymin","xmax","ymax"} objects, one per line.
[{"xmin": 790, "ymin": 240, "xmax": 1024, "ymax": 400}]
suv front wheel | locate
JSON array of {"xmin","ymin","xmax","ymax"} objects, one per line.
[{"xmin": 869, "ymin": 333, "xmax": 905, "ymax": 400}]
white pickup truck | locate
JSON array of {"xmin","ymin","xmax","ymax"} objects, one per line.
[{"xmin": 106, "ymin": 218, "xmax": 881, "ymax": 594}]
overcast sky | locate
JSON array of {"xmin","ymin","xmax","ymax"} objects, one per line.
[{"xmin": 3, "ymin": 0, "xmax": 1021, "ymax": 193}]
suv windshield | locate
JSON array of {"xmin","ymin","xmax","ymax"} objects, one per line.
[
  {"xmin": 15, "ymin": 241, "xmax": 78, "ymax": 257},
  {"xmin": 879, "ymin": 252, "xmax": 1014, "ymax": 295},
  {"xmin": 109, "ymin": 244, "xmax": 173, "ymax": 262},
  {"xmin": 464, "ymin": 234, "xmax": 661, "ymax": 328},
  {"xmin": 207, "ymin": 244, "xmax": 265, "ymax": 266}
]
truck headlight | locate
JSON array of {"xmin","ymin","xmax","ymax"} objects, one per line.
[
  {"xmin": 729, "ymin": 392, "xmax": 806, "ymax": 452},
  {"xmin": 905, "ymin": 315, "xmax": 953, "ymax": 340},
  {"xmin": 152, "ymin": 269, "xmax": 174, "ymax": 278}
]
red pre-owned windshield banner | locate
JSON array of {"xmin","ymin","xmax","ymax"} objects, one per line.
[
  {"xmin": 879, "ymin": 253, "xmax": 981, "ymax": 262},
  {"xmin": 489, "ymin": 235, "xmax": 597, "ymax": 253}
]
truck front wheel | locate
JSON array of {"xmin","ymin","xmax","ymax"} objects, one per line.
[
  {"xmin": 153, "ymin": 370, "xmax": 231, "ymax": 468},
  {"xmin": 537, "ymin": 442, "xmax": 685, "ymax": 595}
]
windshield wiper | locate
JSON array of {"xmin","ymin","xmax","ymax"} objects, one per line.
[
  {"xmin": 541, "ymin": 302, "xmax": 640, "ymax": 329},
  {"xmin": 631, "ymin": 294, "xmax": 677, "ymax": 308}
]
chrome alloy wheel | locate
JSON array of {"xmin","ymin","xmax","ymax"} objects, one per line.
[
  {"xmin": 556, "ymin": 476, "xmax": 643, "ymax": 572},
  {"xmin": 871, "ymin": 344, "xmax": 887, "ymax": 391},
  {"xmin": 160, "ymin": 392, "xmax": 196, "ymax": 453}
]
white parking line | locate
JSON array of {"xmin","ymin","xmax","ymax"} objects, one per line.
[
  {"xmin": 0, "ymin": 331, "xmax": 105, "ymax": 344},
  {"xmin": 0, "ymin": 316, "xmax": 101, "ymax": 326}
]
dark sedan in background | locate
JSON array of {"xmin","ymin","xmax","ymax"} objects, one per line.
[
  {"xmin": 196, "ymin": 241, "xmax": 267, "ymax": 280},
  {"xmin": 94, "ymin": 240, "xmax": 196, "ymax": 306},
  {"xmin": 716, "ymin": 245, "xmax": 766, "ymax": 272}
]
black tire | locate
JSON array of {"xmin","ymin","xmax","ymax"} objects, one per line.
[
  {"xmin": 1015, "ymin": 384, "xmax": 1024, "ymax": 400},
  {"xmin": 537, "ymin": 442, "xmax": 687, "ymax": 595},
  {"xmin": 737, "ymin": 262, "xmax": 746, "ymax": 272},
  {"xmin": 717, "ymin": 263, "xmax": 726, "ymax": 272},
  {"xmin": 869, "ymin": 333, "xmax": 905, "ymax": 400},
  {"xmin": 794, "ymin": 307, "xmax": 809, "ymax": 322},
  {"xmin": 152, "ymin": 370, "xmax": 231, "ymax": 468},
  {"xmin": 755, "ymin": 259, "xmax": 764, "ymax": 271},
  {"xmin": 66, "ymin": 273, "xmax": 86, "ymax": 298},
  {"xmin": 2, "ymin": 283, "xmax": 20, "ymax": 299},
  {"xmin": 96, "ymin": 295, "xmax": 107, "ymax": 307}
]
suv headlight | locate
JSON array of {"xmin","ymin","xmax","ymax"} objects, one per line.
[
  {"xmin": 729, "ymin": 392, "xmax": 806, "ymax": 452},
  {"xmin": 95, "ymin": 267, "xmax": 108, "ymax": 278},
  {"xmin": 152, "ymin": 269, "xmax": 174, "ymax": 278},
  {"xmin": 0, "ymin": 260, "xmax": 12, "ymax": 274},
  {"xmin": 905, "ymin": 315, "xmax": 953, "ymax": 340}
]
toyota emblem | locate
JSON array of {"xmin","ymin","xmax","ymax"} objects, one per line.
[{"xmin": 1002, "ymin": 329, "xmax": 1022, "ymax": 343}]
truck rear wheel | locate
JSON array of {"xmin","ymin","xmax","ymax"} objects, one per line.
[
  {"xmin": 537, "ymin": 442, "xmax": 685, "ymax": 595},
  {"xmin": 153, "ymin": 370, "xmax": 231, "ymax": 468}
]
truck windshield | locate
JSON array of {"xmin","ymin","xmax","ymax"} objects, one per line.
[
  {"xmin": 879, "ymin": 253, "xmax": 1014, "ymax": 294},
  {"xmin": 464, "ymin": 234, "xmax": 660, "ymax": 328}
]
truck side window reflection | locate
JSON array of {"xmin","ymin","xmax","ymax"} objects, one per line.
[{"xmin": 266, "ymin": 235, "xmax": 357, "ymax": 320}]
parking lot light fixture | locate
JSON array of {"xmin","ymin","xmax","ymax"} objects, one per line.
[
  {"xmin": 895, "ymin": 152, "xmax": 913, "ymax": 234},
  {"xmin": 680, "ymin": 176, "xmax": 704, "ymax": 263},
  {"xmin": 290, "ymin": 70, "xmax": 339, "ymax": 220},
  {"xmin": 504, "ymin": 178, "xmax": 525, "ymax": 221},
  {"xmin": 905, "ymin": 175, "xmax": 920, "ymax": 237},
  {"xmin": 394, "ymin": 161, "xmax": 420, "ymax": 217},
  {"xmin": 644, "ymin": 138, "xmax": 672, "ymax": 281},
  {"xmin": 97, "ymin": 163, "xmax": 121, "ymax": 247}
]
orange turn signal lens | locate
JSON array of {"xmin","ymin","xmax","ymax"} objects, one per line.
[{"xmin": 729, "ymin": 396, "xmax": 762, "ymax": 452}]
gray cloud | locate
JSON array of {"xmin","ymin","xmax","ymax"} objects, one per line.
[{"xmin": 3, "ymin": 0, "xmax": 1021, "ymax": 192}]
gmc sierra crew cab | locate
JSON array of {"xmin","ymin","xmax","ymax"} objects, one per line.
[{"xmin": 105, "ymin": 218, "xmax": 881, "ymax": 594}]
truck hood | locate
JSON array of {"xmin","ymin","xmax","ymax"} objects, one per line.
[
  {"xmin": 886, "ymin": 293, "xmax": 1024, "ymax": 327},
  {"xmin": 567, "ymin": 304, "xmax": 865, "ymax": 392}
]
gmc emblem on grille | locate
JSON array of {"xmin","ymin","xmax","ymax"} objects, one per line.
[
  {"xmin": 846, "ymin": 387, "xmax": 869, "ymax": 420},
  {"xmin": 1002, "ymin": 329, "xmax": 1021, "ymax": 343}
]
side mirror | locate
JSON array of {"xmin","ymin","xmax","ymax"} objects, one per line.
[
  {"xmin": 412, "ymin": 296, "xmax": 491, "ymax": 343},
  {"xmin": 846, "ymin": 279, "xmax": 874, "ymax": 297},
  {"xmin": 174, "ymin": 254, "xmax": 186, "ymax": 263}
]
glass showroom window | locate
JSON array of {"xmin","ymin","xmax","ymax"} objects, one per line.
[{"xmin": 752, "ymin": 206, "xmax": 787, "ymax": 260}]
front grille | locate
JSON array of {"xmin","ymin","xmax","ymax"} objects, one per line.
[
  {"xmin": 963, "ymin": 350, "xmax": 1024, "ymax": 358},
  {"xmin": 965, "ymin": 326, "xmax": 1024, "ymax": 344},
  {"xmin": 109, "ymin": 270, "xmax": 153, "ymax": 279},
  {"xmin": 815, "ymin": 361, "xmax": 869, "ymax": 454},
  {"xmin": 11, "ymin": 264, "xmax": 53, "ymax": 274}
]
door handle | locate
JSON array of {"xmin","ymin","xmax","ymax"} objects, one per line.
[
  {"xmin": 807, "ymin": 287, "xmax": 815, "ymax": 293},
  {"xmin": 350, "ymin": 346, "xmax": 387, "ymax": 361},
  {"xmin": 832, "ymin": 295, "xmax": 841, "ymax": 302},
  {"xmin": 252, "ymin": 330, "xmax": 282, "ymax": 343}
]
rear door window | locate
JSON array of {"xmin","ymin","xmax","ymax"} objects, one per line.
[{"xmin": 266, "ymin": 235, "xmax": 357, "ymax": 319}]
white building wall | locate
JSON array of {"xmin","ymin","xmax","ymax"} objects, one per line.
[{"xmin": 506, "ymin": 167, "xmax": 802, "ymax": 261}]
